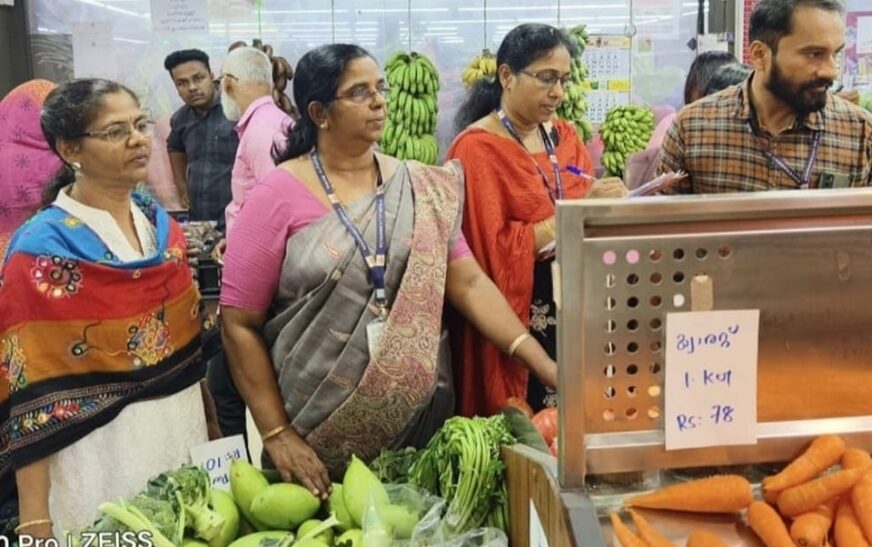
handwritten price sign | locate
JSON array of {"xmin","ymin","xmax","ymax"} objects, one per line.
[
  {"xmin": 190, "ymin": 435, "xmax": 248, "ymax": 490},
  {"xmin": 665, "ymin": 310, "xmax": 760, "ymax": 450}
]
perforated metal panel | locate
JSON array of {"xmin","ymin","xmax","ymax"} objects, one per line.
[{"xmin": 556, "ymin": 189, "xmax": 872, "ymax": 488}]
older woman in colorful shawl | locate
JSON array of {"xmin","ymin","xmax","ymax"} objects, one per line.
[
  {"xmin": 0, "ymin": 79, "xmax": 207, "ymax": 540},
  {"xmin": 0, "ymin": 79, "xmax": 63, "ymax": 258},
  {"xmin": 220, "ymin": 44, "xmax": 557, "ymax": 497}
]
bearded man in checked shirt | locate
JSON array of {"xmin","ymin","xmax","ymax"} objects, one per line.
[{"xmin": 659, "ymin": 0, "xmax": 872, "ymax": 193}]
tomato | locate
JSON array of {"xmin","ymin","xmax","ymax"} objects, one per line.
[
  {"xmin": 504, "ymin": 396, "xmax": 534, "ymax": 419},
  {"xmin": 532, "ymin": 407, "xmax": 558, "ymax": 445}
]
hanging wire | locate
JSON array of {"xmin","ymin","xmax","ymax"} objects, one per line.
[
  {"xmin": 255, "ymin": 0, "xmax": 263, "ymax": 39},
  {"xmin": 408, "ymin": 0, "xmax": 412, "ymax": 51},
  {"xmin": 332, "ymin": 0, "xmax": 336, "ymax": 43},
  {"xmin": 482, "ymin": 0, "xmax": 487, "ymax": 51}
]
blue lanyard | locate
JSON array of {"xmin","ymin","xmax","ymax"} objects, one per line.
[
  {"xmin": 496, "ymin": 108, "xmax": 564, "ymax": 202},
  {"xmin": 746, "ymin": 122, "xmax": 822, "ymax": 189},
  {"xmin": 311, "ymin": 149, "xmax": 388, "ymax": 316}
]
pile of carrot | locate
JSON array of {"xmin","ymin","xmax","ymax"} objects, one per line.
[{"xmin": 607, "ymin": 435, "xmax": 872, "ymax": 547}]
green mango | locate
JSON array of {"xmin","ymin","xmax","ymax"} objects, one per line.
[
  {"xmin": 250, "ymin": 483, "xmax": 320, "ymax": 531},
  {"xmin": 296, "ymin": 519, "xmax": 334, "ymax": 545},
  {"xmin": 182, "ymin": 540, "xmax": 210, "ymax": 547},
  {"xmin": 230, "ymin": 460, "xmax": 270, "ymax": 531},
  {"xmin": 327, "ymin": 485, "xmax": 353, "ymax": 532},
  {"xmin": 209, "ymin": 489, "xmax": 240, "ymax": 547},
  {"xmin": 342, "ymin": 455, "xmax": 389, "ymax": 528}
]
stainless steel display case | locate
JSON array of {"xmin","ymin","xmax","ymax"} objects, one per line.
[{"xmin": 556, "ymin": 188, "xmax": 872, "ymax": 492}]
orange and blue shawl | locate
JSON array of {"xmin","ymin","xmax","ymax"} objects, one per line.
[{"xmin": 0, "ymin": 193, "xmax": 204, "ymax": 536}]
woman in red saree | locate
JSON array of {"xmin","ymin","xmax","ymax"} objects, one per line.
[
  {"xmin": 219, "ymin": 44, "xmax": 557, "ymax": 497},
  {"xmin": 448, "ymin": 24, "xmax": 627, "ymax": 417}
]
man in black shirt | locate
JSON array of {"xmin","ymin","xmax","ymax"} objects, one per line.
[
  {"xmin": 164, "ymin": 49, "xmax": 245, "ymax": 444},
  {"xmin": 164, "ymin": 49, "xmax": 238, "ymax": 229}
]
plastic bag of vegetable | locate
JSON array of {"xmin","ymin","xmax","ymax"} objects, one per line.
[{"xmin": 360, "ymin": 484, "xmax": 508, "ymax": 547}]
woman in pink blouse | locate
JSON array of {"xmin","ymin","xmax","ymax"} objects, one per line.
[{"xmin": 219, "ymin": 44, "xmax": 557, "ymax": 495}]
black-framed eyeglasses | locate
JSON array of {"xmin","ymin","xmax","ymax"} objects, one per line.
[
  {"xmin": 78, "ymin": 119, "xmax": 155, "ymax": 143},
  {"xmin": 519, "ymin": 70, "xmax": 573, "ymax": 89},
  {"xmin": 335, "ymin": 83, "xmax": 390, "ymax": 104}
]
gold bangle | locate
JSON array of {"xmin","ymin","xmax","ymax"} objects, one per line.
[
  {"xmin": 507, "ymin": 333, "xmax": 533, "ymax": 358},
  {"xmin": 14, "ymin": 519, "xmax": 53, "ymax": 534},
  {"xmin": 261, "ymin": 424, "xmax": 291, "ymax": 442}
]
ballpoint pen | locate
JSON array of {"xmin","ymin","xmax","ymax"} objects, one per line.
[{"xmin": 566, "ymin": 164, "xmax": 598, "ymax": 183}]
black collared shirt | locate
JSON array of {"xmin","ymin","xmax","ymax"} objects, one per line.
[{"xmin": 167, "ymin": 95, "xmax": 238, "ymax": 227}]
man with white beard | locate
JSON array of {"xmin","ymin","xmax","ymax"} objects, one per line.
[
  {"xmin": 219, "ymin": 47, "xmax": 293, "ymax": 235},
  {"xmin": 205, "ymin": 48, "xmax": 292, "ymax": 446}
]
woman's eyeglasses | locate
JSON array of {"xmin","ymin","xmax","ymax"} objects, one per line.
[
  {"xmin": 519, "ymin": 70, "xmax": 573, "ymax": 89},
  {"xmin": 335, "ymin": 83, "xmax": 391, "ymax": 104},
  {"xmin": 79, "ymin": 119, "xmax": 156, "ymax": 143}
]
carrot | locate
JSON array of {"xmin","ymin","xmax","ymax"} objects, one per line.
[
  {"xmin": 762, "ymin": 435, "xmax": 846, "ymax": 498},
  {"xmin": 624, "ymin": 475, "xmax": 753, "ymax": 513},
  {"xmin": 841, "ymin": 447, "xmax": 872, "ymax": 470},
  {"xmin": 763, "ymin": 488, "xmax": 780, "ymax": 505},
  {"xmin": 628, "ymin": 509, "xmax": 675, "ymax": 547},
  {"xmin": 850, "ymin": 469, "xmax": 872, "ymax": 543},
  {"xmin": 685, "ymin": 529, "xmax": 729, "ymax": 547},
  {"xmin": 748, "ymin": 500, "xmax": 794, "ymax": 547},
  {"xmin": 788, "ymin": 497, "xmax": 838, "ymax": 547},
  {"xmin": 834, "ymin": 497, "xmax": 871, "ymax": 547},
  {"xmin": 609, "ymin": 512, "xmax": 648, "ymax": 547},
  {"xmin": 776, "ymin": 467, "xmax": 866, "ymax": 517}
]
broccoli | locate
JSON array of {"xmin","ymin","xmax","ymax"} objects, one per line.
[
  {"xmin": 127, "ymin": 494, "xmax": 186, "ymax": 545},
  {"xmin": 147, "ymin": 465, "xmax": 225, "ymax": 541},
  {"xmin": 93, "ymin": 497, "xmax": 179, "ymax": 547},
  {"xmin": 71, "ymin": 494, "xmax": 182, "ymax": 547}
]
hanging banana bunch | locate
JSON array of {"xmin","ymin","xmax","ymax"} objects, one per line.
[
  {"xmin": 556, "ymin": 25, "xmax": 595, "ymax": 143},
  {"xmin": 381, "ymin": 51, "xmax": 441, "ymax": 165},
  {"xmin": 461, "ymin": 48, "xmax": 497, "ymax": 89},
  {"xmin": 598, "ymin": 105, "xmax": 655, "ymax": 177}
]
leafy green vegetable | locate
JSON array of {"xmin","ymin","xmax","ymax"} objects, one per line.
[
  {"xmin": 369, "ymin": 446, "xmax": 419, "ymax": 483},
  {"xmin": 501, "ymin": 408, "xmax": 550, "ymax": 454},
  {"xmin": 148, "ymin": 465, "xmax": 226, "ymax": 541},
  {"xmin": 407, "ymin": 415, "xmax": 515, "ymax": 534}
]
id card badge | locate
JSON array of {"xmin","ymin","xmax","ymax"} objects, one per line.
[{"xmin": 367, "ymin": 319, "xmax": 386, "ymax": 358}]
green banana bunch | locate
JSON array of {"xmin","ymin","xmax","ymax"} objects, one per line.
[
  {"xmin": 381, "ymin": 51, "xmax": 441, "ymax": 165},
  {"xmin": 556, "ymin": 25, "xmax": 594, "ymax": 142},
  {"xmin": 598, "ymin": 105, "xmax": 656, "ymax": 177}
]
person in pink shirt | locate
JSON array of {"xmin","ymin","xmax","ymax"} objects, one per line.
[
  {"xmin": 220, "ymin": 46, "xmax": 294, "ymax": 234},
  {"xmin": 205, "ymin": 47, "xmax": 294, "ymax": 447}
]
